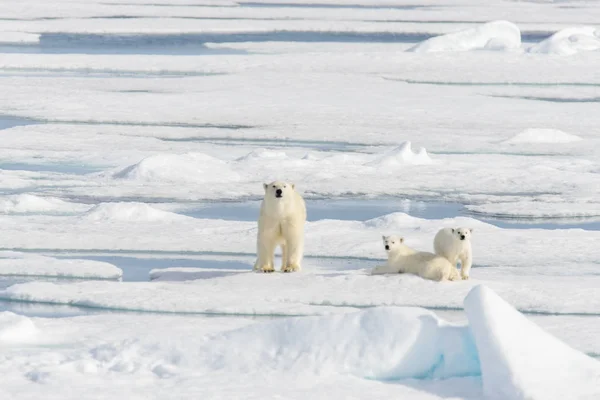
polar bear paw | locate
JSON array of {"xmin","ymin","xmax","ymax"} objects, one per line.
[
  {"xmin": 461, "ymin": 272, "xmax": 470, "ymax": 280},
  {"xmin": 256, "ymin": 265, "xmax": 275, "ymax": 273},
  {"xmin": 282, "ymin": 264, "xmax": 300, "ymax": 273}
]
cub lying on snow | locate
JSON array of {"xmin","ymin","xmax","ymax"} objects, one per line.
[{"xmin": 371, "ymin": 235, "xmax": 459, "ymax": 282}]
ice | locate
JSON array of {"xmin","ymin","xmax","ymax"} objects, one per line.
[
  {"xmin": 113, "ymin": 152, "xmax": 240, "ymax": 184},
  {"xmin": 465, "ymin": 285, "xmax": 600, "ymax": 400},
  {"xmin": 408, "ymin": 21, "xmax": 521, "ymax": 53},
  {"xmin": 202, "ymin": 307, "xmax": 480, "ymax": 380},
  {"xmin": 0, "ymin": 194, "xmax": 90, "ymax": 214},
  {"xmin": 83, "ymin": 202, "xmax": 193, "ymax": 222},
  {"xmin": 529, "ymin": 27, "xmax": 600, "ymax": 56},
  {"xmin": 0, "ymin": 312, "xmax": 37, "ymax": 343},
  {"xmin": 366, "ymin": 141, "xmax": 432, "ymax": 166},
  {"xmin": 467, "ymin": 201, "xmax": 600, "ymax": 219},
  {"xmin": 503, "ymin": 128, "xmax": 583, "ymax": 144},
  {"xmin": 0, "ymin": 251, "xmax": 122, "ymax": 280}
]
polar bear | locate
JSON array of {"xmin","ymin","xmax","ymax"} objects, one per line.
[
  {"xmin": 253, "ymin": 181, "xmax": 307, "ymax": 273},
  {"xmin": 434, "ymin": 227, "xmax": 473, "ymax": 280},
  {"xmin": 371, "ymin": 235, "xmax": 458, "ymax": 282}
]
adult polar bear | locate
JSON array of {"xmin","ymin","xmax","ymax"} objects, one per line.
[
  {"xmin": 253, "ymin": 181, "xmax": 307, "ymax": 273},
  {"xmin": 434, "ymin": 227, "xmax": 473, "ymax": 280}
]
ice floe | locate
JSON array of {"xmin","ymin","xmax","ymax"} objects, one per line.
[
  {"xmin": 529, "ymin": 27, "xmax": 600, "ymax": 56},
  {"xmin": 503, "ymin": 128, "xmax": 583, "ymax": 144}
]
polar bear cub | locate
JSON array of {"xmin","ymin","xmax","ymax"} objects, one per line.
[
  {"xmin": 371, "ymin": 235, "xmax": 458, "ymax": 282},
  {"xmin": 434, "ymin": 227, "xmax": 473, "ymax": 280},
  {"xmin": 253, "ymin": 181, "xmax": 307, "ymax": 273}
]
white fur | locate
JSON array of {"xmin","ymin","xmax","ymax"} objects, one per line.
[
  {"xmin": 434, "ymin": 227, "xmax": 473, "ymax": 280},
  {"xmin": 371, "ymin": 235, "xmax": 458, "ymax": 282},
  {"xmin": 253, "ymin": 181, "xmax": 307, "ymax": 273}
]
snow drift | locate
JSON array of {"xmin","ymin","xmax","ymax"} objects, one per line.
[
  {"xmin": 0, "ymin": 312, "xmax": 37, "ymax": 343},
  {"xmin": 366, "ymin": 141, "xmax": 432, "ymax": 167},
  {"xmin": 83, "ymin": 202, "xmax": 192, "ymax": 222},
  {"xmin": 408, "ymin": 21, "xmax": 521, "ymax": 53},
  {"xmin": 504, "ymin": 128, "xmax": 582, "ymax": 144},
  {"xmin": 0, "ymin": 194, "xmax": 90, "ymax": 214},
  {"xmin": 0, "ymin": 251, "xmax": 122, "ymax": 280},
  {"xmin": 114, "ymin": 153, "xmax": 240, "ymax": 184},
  {"xmin": 465, "ymin": 285, "xmax": 600, "ymax": 400},
  {"xmin": 528, "ymin": 27, "xmax": 600, "ymax": 56}
]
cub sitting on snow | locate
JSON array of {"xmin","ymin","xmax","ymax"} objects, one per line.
[
  {"xmin": 434, "ymin": 227, "xmax": 473, "ymax": 280},
  {"xmin": 253, "ymin": 181, "xmax": 307, "ymax": 273},
  {"xmin": 371, "ymin": 235, "xmax": 459, "ymax": 282}
]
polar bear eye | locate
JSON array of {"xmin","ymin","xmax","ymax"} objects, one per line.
[
  {"xmin": 272, "ymin": 185, "xmax": 276, "ymax": 188},
  {"xmin": 283, "ymin": 185, "xmax": 287, "ymax": 188}
]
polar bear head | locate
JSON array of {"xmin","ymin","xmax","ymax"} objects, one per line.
[
  {"xmin": 451, "ymin": 227, "xmax": 473, "ymax": 242},
  {"xmin": 263, "ymin": 181, "xmax": 295, "ymax": 200},
  {"xmin": 382, "ymin": 235, "xmax": 404, "ymax": 252}
]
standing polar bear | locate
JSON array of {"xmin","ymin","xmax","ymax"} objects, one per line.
[
  {"xmin": 434, "ymin": 227, "xmax": 473, "ymax": 280},
  {"xmin": 253, "ymin": 181, "xmax": 307, "ymax": 273},
  {"xmin": 371, "ymin": 235, "xmax": 458, "ymax": 282}
]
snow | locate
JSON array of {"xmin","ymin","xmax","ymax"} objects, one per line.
[
  {"xmin": 503, "ymin": 128, "xmax": 583, "ymax": 144},
  {"xmin": 0, "ymin": 312, "xmax": 37, "ymax": 343},
  {"xmin": 408, "ymin": 21, "xmax": 521, "ymax": 53},
  {"xmin": 465, "ymin": 285, "xmax": 600, "ymax": 400},
  {"xmin": 366, "ymin": 141, "xmax": 432, "ymax": 166},
  {"xmin": 0, "ymin": 194, "xmax": 90, "ymax": 214},
  {"xmin": 529, "ymin": 27, "xmax": 600, "ymax": 56},
  {"xmin": 113, "ymin": 153, "xmax": 240, "ymax": 184},
  {"xmin": 83, "ymin": 202, "xmax": 192, "ymax": 222},
  {"xmin": 0, "ymin": 251, "xmax": 122, "ymax": 280},
  {"xmin": 0, "ymin": 1, "xmax": 600, "ymax": 398}
]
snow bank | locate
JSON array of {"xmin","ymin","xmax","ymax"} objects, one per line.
[
  {"xmin": 529, "ymin": 27, "xmax": 600, "ymax": 56},
  {"xmin": 114, "ymin": 153, "xmax": 240, "ymax": 183},
  {"xmin": 0, "ymin": 312, "xmax": 37, "ymax": 343},
  {"xmin": 0, "ymin": 194, "xmax": 90, "ymax": 214},
  {"xmin": 503, "ymin": 128, "xmax": 582, "ymax": 144},
  {"xmin": 408, "ymin": 21, "xmax": 521, "ymax": 53},
  {"xmin": 465, "ymin": 285, "xmax": 600, "ymax": 400},
  {"xmin": 203, "ymin": 307, "xmax": 480, "ymax": 380},
  {"xmin": 467, "ymin": 201, "xmax": 600, "ymax": 219},
  {"xmin": 83, "ymin": 202, "xmax": 192, "ymax": 222},
  {"xmin": 236, "ymin": 148, "xmax": 289, "ymax": 162},
  {"xmin": 0, "ymin": 251, "xmax": 122, "ymax": 280},
  {"xmin": 366, "ymin": 141, "xmax": 432, "ymax": 167}
]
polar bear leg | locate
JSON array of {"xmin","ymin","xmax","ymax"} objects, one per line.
[
  {"xmin": 460, "ymin": 254, "xmax": 472, "ymax": 280},
  {"xmin": 254, "ymin": 232, "xmax": 277, "ymax": 273},
  {"xmin": 280, "ymin": 243, "xmax": 288, "ymax": 270},
  {"xmin": 282, "ymin": 223, "xmax": 304, "ymax": 272},
  {"xmin": 371, "ymin": 264, "xmax": 400, "ymax": 275}
]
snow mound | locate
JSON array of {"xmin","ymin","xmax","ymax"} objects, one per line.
[
  {"xmin": 114, "ymin": 153, "xmax": 239, "ymax": 183},
  {"xmin": 465, "ymin": 285, "xmax": 600, "ymax": 400},
  {"xmin": 529, "ymin": 27, "xmax": 600, "ymax": 56},
  {"xmin": 83, "ymin": 202, "xmax": 191, "ymax": 222},
  {"xmin": 408, "ymin": 21, "xmax": 521, "ymax": 53},
  {"xmin": 236, "ymin": 148, "xmax": 289, "ymax": 162},
  {"xmin": 203, "ymin": 307, "xmax": 480, "ymax": 380},
  {"xmin": 366, "ymin": 141, "xmax": 432, "ymax": 167},
  {"xmin": 0, "ymin": 251, "xmax": 122, "ymax": 280},
  {"xmin": 0, "ymin": 312, "xmax": 37, "ymax": 343},
  {"xmin": 504, "ymin": 128, "xmax": 582, "ymax": 144},
  {"xmin": 0, "ymin": 194, "xmax": 90, "ymax": 214}
]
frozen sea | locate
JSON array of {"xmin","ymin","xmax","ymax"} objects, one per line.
[{"xmin": 1, "ymin": 1, "xmax": 600, "ymax": 399}]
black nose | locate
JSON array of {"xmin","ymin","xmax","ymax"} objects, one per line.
[
  {"xmin": 460, "ymin": 235, "xmax": 465, "ymax": 240},
  {"xmin": 275, "ymin": 189, "xmax": 282, "ymax": 196},
  {"xmin": 385, "ymin": 245, "xmax": 390, "ymax": 250}
]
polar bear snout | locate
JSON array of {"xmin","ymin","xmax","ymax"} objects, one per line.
[
  {"xmin": 385, "ymin": 245, "xmax": 390, "ymax": 250},
  {"xmin": 460, "ymin": 235, "xmax": 466, "ymax": 240},
  {"xmin": 275, "ymin": 189, "xmax": 283, "ymax": 198}
]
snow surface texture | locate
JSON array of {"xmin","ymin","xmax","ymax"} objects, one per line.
[
  {"xmin": 529, "ymin": 27, "xmax": 600, "ymax": 56},
  {"xmin": 366, "ymin": 141, "xmax": 432, "ymax": 166},
  {"xmin": 0, "ymin": 194, "xmax": 90, "ymax": 214},
  {"xmin": 0, "ymin": 251, "xmax": 122, "ymax": 280},
  {"xmin": 408, "ymin": 21, "xmax": 521, "ymax": 53},
  {"xmin": 504, "ymin": 129, "xmax": 583, "ymax": 144},
  {"xmin": 83, "ymin": 202, "xmax": 193, "ymax": 222},
  {"xmin": 464, "ymin": 286, "xmax": 600, "ymax": 400},
  {"xmin": 0, "ymin": 312, "xmax": 37, "ymax": 343}
]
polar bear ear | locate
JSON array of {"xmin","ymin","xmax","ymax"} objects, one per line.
[
  {"xmin": 399, "ymin": 237, "xmax": 404, "ymax": 243},
  {"xmin": 263, "ymin": 183, "xmax": 268, "ymax": 192},
  {"xmin": 469, "ymin": 228, "xmax": 474, "ymax": 233},
  {"xmin": 291, "ymin": 183, "xmax": 295, "ymax": 190},
  {"xmin": 451, "ymin": 228, "xmax": 455, "ymax": 233},
  {"xmin": 381, "ymin": 235, "xmax": 387, "ymax": 241}
]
